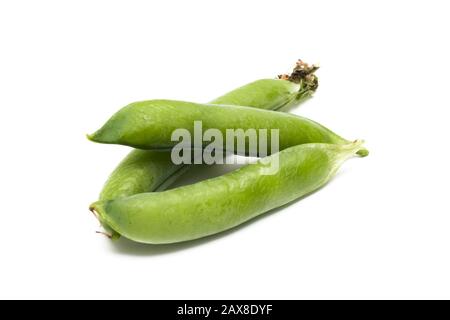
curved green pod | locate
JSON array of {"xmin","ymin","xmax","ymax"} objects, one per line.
[
  {"xmin": 90, "ymin": 141, "xmax": 366, "ymax": 244},
  {"xmin": 99, "ymin": 150, "xmax": 185, "ymax": 201},
  {"xmin": 211, "ymin": 77, "xmax": 316, "ymax": 111},
  {"xmin": 99, "ymin": 62, "xmax": 319, "ymax": 201},
  {"xmin": 88, "ymin": 99, "xmax": 366, "ymax": 155}
]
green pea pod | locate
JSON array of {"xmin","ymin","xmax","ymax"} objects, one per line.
[
  {"xmin": 99, "ymin": 61, "xmax": 319, "ymax": 201},
  {"xmin": 90, "ymin": 141, "xmax": 366, "ymax": 244},
  {"xmin": 88, "ymin": 100, "xmax": 368, "ymax": 156},
  {"xmin": 210, "ymin": 75, "xmax": 318, "ymax": 111}
]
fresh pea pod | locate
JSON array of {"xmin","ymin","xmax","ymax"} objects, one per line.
[
  {"xmin": 90, "ymin": 141, "xmax": 366, "ymax": 244},
  {"xmin": 211, "ymin": 61, "xmax": 318, "ymax": 111},
  {"xmin": 88, "ymin": 100, "xmax": 368, "ymax": 156},
  {"xmin": 99, "ymin": 61, "xmax": 319, "ymax": 201}
]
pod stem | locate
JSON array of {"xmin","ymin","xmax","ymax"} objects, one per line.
[{"xmin": 278, "ymin": 59, "xmax": 319, "ymax": 92}]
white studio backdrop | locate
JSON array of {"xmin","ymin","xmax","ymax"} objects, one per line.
[{"xmin": 0, "ymin": 0, "xmax": 449, "ymax": 299}]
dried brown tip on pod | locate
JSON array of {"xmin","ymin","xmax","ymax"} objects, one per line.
[
  {"xmin": 96, "ymin": 230, "xmax": 113, "ymax": 239},
  {"xmin": 287, "ymin": 59, "xmax": 320, "ymax": 84},
  {"xmin": 304, "ymin": 74, "xmax": 319, "ymax": 91},
  {"xmin": 89, "ymin": 205, "xmax": 99, "ymax": 219},
  {"xmin": 277, "ymin": 59, "xmax": 319, "ymax": 85}
]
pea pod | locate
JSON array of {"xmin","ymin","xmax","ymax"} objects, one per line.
[
  {"xmin": 90, "ymin": 141, "xmax": 366, "ymax": 244},
  {"xmin": 99, "ymin": 61, "xmax": 319, "ymax": 201},
  {"xmin": 88, "ymin": 100, "xmax": 368, "ymax": 157},
  {"xmin": 210, "ymin": 63, "xmax": 318, "ymax": 111}
]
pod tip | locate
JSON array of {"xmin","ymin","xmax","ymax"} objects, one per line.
[
  {"xmin": 85, "ymin": 129, "xmax": 119, "ymax": 145},
  {"xmin": 89, "ymin": 202, "xmax": 121, "ymax": 241},
  {"xmin": 350, "ymin": 140, "xmax": 369, "ymax": 157},
  {"xmin": 89, "ymin": 204, "xmax": 98, "ymax": 217},
  {"xmin": 86, "ymin": 133, "xmax": 95, "ymax": 141},
  {"xmin": 96, "ymin": 230, "xmax": 113, "ymax": 239},
  {"xmin": 356, "ymin": 148, "xmax": 369, "ymax": 157}
]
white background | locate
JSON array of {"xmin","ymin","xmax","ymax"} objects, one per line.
[{"xmin": 1, "ymin": 0, "xmax": 449, "ymax": 299}]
